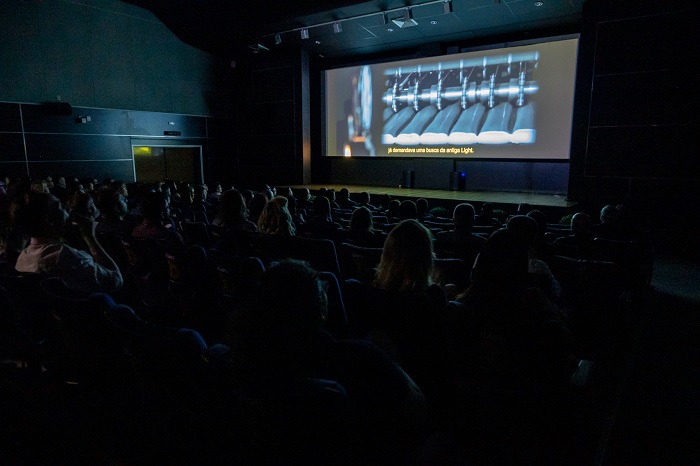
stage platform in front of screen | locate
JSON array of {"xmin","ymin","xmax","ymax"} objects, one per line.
[{"xmin": 287, "ymin": 184, "xmax": 577, "ymax": 210}]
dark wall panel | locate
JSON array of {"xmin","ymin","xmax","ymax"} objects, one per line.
[
  {"xmin": 0, "ymin": 133, "xmax": 25, "ymax": 163},
  {"xmin": 585, "ymin": 126, "xmax": 698, "ymax": 178},
  {"xmin": 0, "ymin": 162, "xmax": 28, "ymax": 177},
  {"xmin": 21, "ymin": 104, "xmax": 208, "ymax": 138},
  {"xmin": 590, "ymin": 71, "xmax": 700, "ymax": 127},
  {"xmin": 251, "ymin": 101, "xmax": 295, "ymax": 135},
  {"xmin": 251, "ymin": 66, "xmax": 295, "ymax": 103},
  {"xmin": 27, "ymin": 160, "xmax": 134, "ymax": 182},
  {"xmin": 240, "ymin": 134, "xmax": 297, "ymax": 168},
  {"xmin": 25, "ymin": 134, "xmax": 132, "ymax": 162},
  {"xmin": 0, "ymin": 103, "xmax": 21, "ymax": 132}
]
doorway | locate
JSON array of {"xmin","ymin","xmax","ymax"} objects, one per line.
[{"xmin": 132, "ymin": 145, "xmax": 203, "ymax": 185}]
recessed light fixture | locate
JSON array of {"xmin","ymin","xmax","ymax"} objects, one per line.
[
  {"xmin": 387, "ymin": 28, "xmax": 394, "ymax": 32},
  {"xmin": 430, "ymin": 20, "xmax": 438, "ymax": 25},
  {"xmin": 534, "ymin": 1, "xmax": 544, "ymax": 6},
  {"xmin": 315, "ymin": 40, "xmax": 321, "ymax": 44}
]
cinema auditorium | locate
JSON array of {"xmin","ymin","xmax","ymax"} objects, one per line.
[{"xmin": 1, "ymin": 0, "xmax": 699, "ymax": 464}]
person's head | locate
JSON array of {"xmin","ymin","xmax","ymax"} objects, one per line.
[
  {"xmin": 299, "ymin": 188, "xmax": 311, "ymax": 201},
  {"xmin": 15, "ymin": 192, "xmax": 69, "ymax": 238},
  {"xmin": 505, "ymin": 214, "xmax": 538, "ymax": 248},
  {"xmin": 71, "ymin": 192, "xmax": 100, "ymax": 221},
  {"xmin": 480, "ymin": 202, "xmax": 494, "ymax": 217},
  {"xmin": 248, "ymin": 192, "xmax": 268, "ymax": 224},
  {"xmin": 31, "ymin": 179, "xmax": 49, "ymax": 194},
  {"xmin": 312, "ymin": 195, "xmax": 332, "ymax": 220},
  {"xmin": 375, "ymin": 219, "xmax": 434, "ymax": 292},
  {"xmin": 96, "ymin": 189, "xmax": 128, "ymax": 220},
  {"xmin": 359, "ymin": 191, "xmax": 371, "ymax": 205},
  {"xmin": 179, "ymin": 184, "xmax": 195, "ymax": 204},
  {"xmin": 600, "ymin": 205, "xmax": 618, "ymax": 224},
  {"xmin": 194, "ymin": 184, "xmax": 207, "ymax": 202},
  {"xmin": 219, "ymin": 189, "xmax": 248, "ymax": 225},
  {"xmin": 398, "ymin": 200, "xmax": 418, "ymax": 221},
  {"xmin": 570, "ymin": 212, "xmax": 592, "ymax": 236},
  {"xmin": 80, "ymin": 177, "xmax": 95, "ymax": 192},
  {"xmin": 56, "ymin": 176, "xmax": 66, "ymax": 188},
  {"xmin": 254, "ymin": 259, "xmax": 328, "ymax": 341},
  {"xmin": 261, "ymin": 186, "xmax": 274, "ymax": 201},
  {"xmin": 453, "ymin": 203, "xmax": 475, "ymax": 231},
  {"xmin": 416, "ymin": 198, "xmax": 429, "ymax": 218},
  {"xmin": 338, "ymin": 187, "xmax": 351, "ymax": 201},
  {"xmin": 139, "ymin": 191, "xmax": 169, "ymax": 223},
  {"xmin": 386, "ymin": 199, "xmax": 400, "ymax": 218},
  {"xmin": 350, "ymin": 206, "xmax": 373, "ymax": 232},
  {"xmin": 526, "ymin": 209, "xmax": 548, "ymax": 238},
  {"xmin": 257, "ymin": 196, "xmax": 296, "ymax": 235},
  {"xmin": 466, "ymin": 228, "xmax": 529, "ymax": 296},
  {"xmin": 110, "ymin": 180, "xmax": 128, "ymax": 198}
]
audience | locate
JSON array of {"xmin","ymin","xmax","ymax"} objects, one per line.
[
  {"xmin": 1, "ymin": 175, "xmax": 647, "ymax": 464},
  {"xmin": 13, "ymin": 191, "xmax": 123, "ymax": 293}
]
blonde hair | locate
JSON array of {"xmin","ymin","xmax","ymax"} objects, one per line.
[
  {"xmin": 257, "ymin": 196, "xmax": 296, "ymax": 235},
  {"xmin": 374, "ymin": 219, "xmax": 434, "ymax": 292}
]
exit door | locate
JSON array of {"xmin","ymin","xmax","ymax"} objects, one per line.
[{"xmin": 133, "ymin": 146, "xmax": 203, "ymax": 184}]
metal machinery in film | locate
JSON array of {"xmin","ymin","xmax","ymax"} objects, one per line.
[{"xmin": 381, "ymin": 51, "xmax": 540, "ymax": 146}]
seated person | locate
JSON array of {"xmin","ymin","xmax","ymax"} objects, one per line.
[
  {"xmin": 474, "ymin": 202, "xmax": 502, "ymax": 228},
  {"xmin": 434, "ymin": 203, "xmax": 486, "ymax": 268},
  {"xmin": 257, "ymin": 196, "xmax": 296, "ymax": 236},
  {"xmin": 397, "ymin": 200, "xmax": 418, "ymax": 221},
  {"xmin": 345, "ymin": 206, "xmax": 386, "ymax": 248},
  {"xmin": 95, "ymin": 188, "xmax": 136, "ymax": 238},
  {"xmin": 225, "ymin": 259, "xmax": 427, "ymax": 462},
  {"xmin": 131, "ymin": 191, "xmax": 185, "ymax": 246},
  {"xmin": 415, "ymin": 198, "xmax": 435, "ymax": 223},
  {"xmin": 302, "ymin": 195, "xmax": 343, "ymax": 240},
  {"xmin": 554, "ymin": 212, "xmax": 594, "ymax": 258},
  {"xmin": 211, "ymin": 189, "xmax": 257, "ymax": 232},
  {"xmin": 384, "ymin": 199, "xmax": 401, "ymax": 223},
  {"xmin": 357, "ymin": 191, "xmax": 379, "ymax": 211},
  {"xmin": 456, "ymin": 228, "xmax": 578, "ymax": 384},
  {"xmin": 14, "ymin": 192, "xmax": 123, "ymax": 294},
  {"xmin": 335, "ymin": 187, "xmax": 357, "ymax": 209},
  {"xmin": 591, "ymin": 204, "xmax": 627, "ymax": 240},
  {"xmin": 506, "ymin": 215, "xmax": 561, "ymax": 303}
]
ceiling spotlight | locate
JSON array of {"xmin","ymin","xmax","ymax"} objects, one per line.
[
  {"xmin": 534, "ymin": 1, "xmax": 544, "ymax": 5},
  {"xmin": 333, "ymin": 21, "xmax": 342, "ymax": 33},
  {"xmin": 301, "ymin": 28, "xmax": 309, "ymax": 39},
  {"xmin": 392, "ymin": 8, "xmax": 418, "ymax": 28},
  {"xmin": 274, "ymin": 33, "xmax": 281, "ymax": 45},
  {"xmin": 443, "ymin": 0, "xmax": 453, "ymax": 14},
  {"xmin": 247, "ymin": 43, "xmax": 269, "ymax": 53}
]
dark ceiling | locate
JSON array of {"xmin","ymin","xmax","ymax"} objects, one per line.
[{"xmin": 124, "ymin": 0, "xmax": 586, "ymax": 59}]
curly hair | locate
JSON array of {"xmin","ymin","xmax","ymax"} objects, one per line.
[{"xmin": 257, "ymin": 196, "xmax": 296, "ymax": 235}]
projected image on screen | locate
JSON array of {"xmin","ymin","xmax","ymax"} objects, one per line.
[
  {"xmin": 325, "ymin": 37, "xmax": 578, "ymax": 160},
  {"xmin": 382, "ymin": 51, "xmax": 538, "ymax": 146}
]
